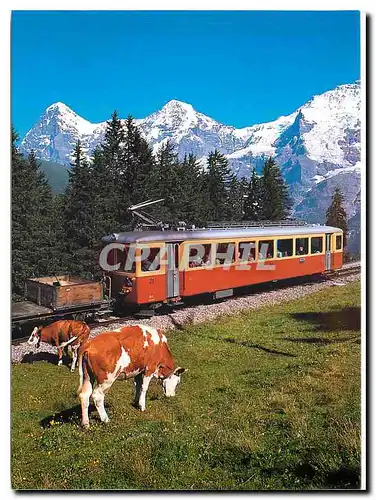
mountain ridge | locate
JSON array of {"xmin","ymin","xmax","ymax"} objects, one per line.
[{"xmin": 19, "ymin": 81, "xmax": 361, "ymax": 228}]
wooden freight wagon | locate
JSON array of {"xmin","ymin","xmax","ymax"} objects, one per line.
[
  {"xmin": 25, "ymin": 275, "xmax": 103, "ymax": 310},
  {"xmin": 12, "ymin": 275, "xmax": 112, "ymax": 334}
]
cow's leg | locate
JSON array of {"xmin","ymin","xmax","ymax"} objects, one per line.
[
  {"xmin": 79, "ymin": 379, "xmax": 93, "ymax": 428},
  {"xmin": 70, "ymin": 345, "xmax": 79, "ymax": 372},
  {"xmin": 133, "ymin": 373, "xmax": 143, "ymax": 406},
  {"xmin": 57, "ymin": 347, "xmax": 63, "ymax": 366},
  {"xmin": 138, "ymin": 375, "xmax": 153, "ymax": 412},
  {"xmin": 91, "ymin": 380, "xmax": 114, "ymax": 424}
]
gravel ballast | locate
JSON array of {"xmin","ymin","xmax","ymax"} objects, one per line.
[{"xmin": 12, "ymin": 273, "xmax": 360, "ymax": 364}]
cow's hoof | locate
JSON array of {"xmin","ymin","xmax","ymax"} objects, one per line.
[
  {"xmin": 82, "ymin": 423, "xmax": 90, "ymax": 429},
  {"xmin": 58, "ymin": 361, "xmax": 63, "ymax": 366},
  {"xmin": 102, "ymin": 417, "xmax": 110, "ymax": 423},
  {"xmin": 70, "ymin": 367, "xmax": 75, "ymax": 372}
]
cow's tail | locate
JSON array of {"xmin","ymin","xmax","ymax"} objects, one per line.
[
  {"xmin": 59, "ymin": 335, "xmax": 78, "ymax": 349},
  {"xmin": 77, "ymin": 350, "xmax": 89, "ymax": 396}
]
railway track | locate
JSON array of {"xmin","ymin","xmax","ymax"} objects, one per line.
[
  {"xmin": 11, "ymin": 262, "xmax": 360, "ymax": 346},
  {"xmin": 75, "ymin": 263, "xmax": 362, "ymax": 332},
  {"xmin": 88, "ymin": 315, "xmax": 135, "ymax": 330},
  {"xmin": 325, "ymin": 262, "xmax": 361, "ymax": 278}
]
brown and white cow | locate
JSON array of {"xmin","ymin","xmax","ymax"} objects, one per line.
[
  {"xmin": 27, "ymin": 320, "xmax": 90, "ymax": 371},
  {"xmin": 77, "ymin": 324, "xmax": 186, "ymax": 427}
]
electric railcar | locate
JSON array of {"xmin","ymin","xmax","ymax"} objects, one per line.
[{"xmin": 102, "ymin": 224, "xmax": 343, "ymax": 310}]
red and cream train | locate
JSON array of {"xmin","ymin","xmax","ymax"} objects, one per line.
[
  {"xmin": 102, "ymin": 224, "xmax": 343, "ymax": 310},
  {"xmin": 12, "ymin": 223, "xmax": 343, "ymax": 331}
]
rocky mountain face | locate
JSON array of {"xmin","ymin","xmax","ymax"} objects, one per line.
[{"xmin": 20, "ymin": 81, "xmax": 361, "ymax": 235}]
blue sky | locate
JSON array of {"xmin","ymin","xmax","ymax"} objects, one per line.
[{"xmin": 12, "ymin": 10, "xmax": 360, "ymax": 137}]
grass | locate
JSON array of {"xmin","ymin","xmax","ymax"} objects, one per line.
[{"xmin": 11, "ymin": 280, "xmax": 361, "ymax": 490}]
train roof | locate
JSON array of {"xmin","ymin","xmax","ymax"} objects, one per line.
[{"xmin": 102, "ymin": 225, "xmax": 342, "ymax": 244}]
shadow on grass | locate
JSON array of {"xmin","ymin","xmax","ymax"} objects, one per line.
[
  {"xmin": 222, "ymin": 338, "xmax": 297, "ymax": 357},
  {"xmin": 289, "ymin": 307, "xmax": 361, "ymax": 333},
  {"xmin": 325, "ymin": 465, "xmax": 361, "ymax": 489},
  {"xmin": 211, "ymin": 446, "xmax": 360, "ymax": 489},
  {"xmin": 21, "ymin": 351, "xmax": 72, "ymax": 367},
  {"xmin": 281, "ymin": 307, "xmax": 361, "ymax": 345},
  {"xmin": 292, "ymin": 461, "xmax": 360, "ymax": 489},
  {"xmin": 40, "ymin": 404, "xmax": 83, "ymax": 428},
  {"xmin": 282, "ymin": 335, "xmax": 360, "ymax": 345},
  {"xmin": 40, "ymin": 403, "xmax": 104, "ymax": 428}
]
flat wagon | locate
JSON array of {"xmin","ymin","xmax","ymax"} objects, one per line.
[{"xmin": 12, "ymin": 275, "xmax": 112, "ymax": 334}]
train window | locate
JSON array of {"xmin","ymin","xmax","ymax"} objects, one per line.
[
  {"xmin": 311, "ymin": 237, "xmax": 323, "ymax": 254},
  {"xmin": 188, "ymin": 244, "xmax": 212, "ymax": 268},
  {"xmin": 238, "ymin": 241, "xmax": 256, "ymax": 262},
  {"xmin": 215, "ymin": 242, "xmax": 235, "ymax": 265},
  {"xmin": 295, "ymin": 238, "xmax": 309, "ymax": 255},
  {"xmin": 258, "ymin": 240, "xmax": 274, "ymax": 260},
  {"xmin": 107, "ymin": 245, "xmax": 136, "ymax": 273},
  {"xmin": 107, "ymin": 247, "xmax": 118, "ymax": 267},
  {"xmin": 122, "ymin": 245, "xmax": 136, "ymax": 273},
  {"xmin": 276, "ymin": 239, "xmax": 293, "ymax": 258},
  {"xmin": 336, "ymin": 235, "xmax": 342, "ymax": 250},
  {"xmin": 141, "ymin": 247, "xmax": 161, "ymax": 272}
]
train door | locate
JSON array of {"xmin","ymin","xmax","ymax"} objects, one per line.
[
  {"xmin": 166, "ymin": 243, "xmax": 180, "ymax": 298},
  {"xmin": 325, "ymin": 233, "xmax": 333, "ymax": 270}
]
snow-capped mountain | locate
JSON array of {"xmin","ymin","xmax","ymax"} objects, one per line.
[
  {"xmin": 20, "ymin": 102, "xmax": 107, "ymax": 165},
  {"xmin": 139, "ymin": 99, "xmax": 247, "ymax": 159},
  {"xmin": 19, "ymin": 81, "xmax": 361, "ymax": 227}
]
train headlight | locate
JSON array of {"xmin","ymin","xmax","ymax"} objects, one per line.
[{"xmin": 123, "ymin": 276, "xmax": 133, "ymax": 287}]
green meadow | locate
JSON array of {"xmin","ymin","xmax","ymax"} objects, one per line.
[{"xmin": 11, "ymin": 281, "xmax": 361, "ymax": 490}]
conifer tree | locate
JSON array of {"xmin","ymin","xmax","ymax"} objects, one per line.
[
  {"xmin": 12, "ymin": 129, "xmax": 59, "ymax": 297},
  {"xmin": 101, "ymin": 110, "xmax": 125, "ymax": 171},
  {"xmin": 98, "ymin": 111, "xmax": 130, "ymax": 231},
  {"xmin": 147, "ymin": 141, "xmax": 181, "ymax": 223},
  {"xmin": 175, "ymin": 153, "xmax": 206, "ymax": 224},
  {"xmin": 123, "ymin": 115, "xmax": 155, "ymax": 204},
  {"xmin": 51, "ymin": 193, "xmax": 68, "ymax": 272},
  {"xmin": 12, "ymin": 130, "xmax": 34, "ymax": 297},
  {"xmin": 203, "ymin": 149, "xmax": 233, "ymax": 221},
  {"xmin": 243, "ymin": 168, "xmax": 262, "ymax": 220},
  {"xmin": 225, "ymin": 174, "xmax": 247, "ymax": 221},
  {"xmin": 27, "ymin": 150, "xmax": 64, "ymax": 277},
  {"xmin": 64, "ymin": 140, "xmax": 98, "ymax": 277},
  {"xmin": 90, "ymin": 147, "xmax": 112, "ymax": 234},
  {"xmin": 260, "ymin": 157, "xmax": 291, "ymax": 220},
  {"xmin": 326, "ymin": 187, "xmax": 348, "ymax": 246}
]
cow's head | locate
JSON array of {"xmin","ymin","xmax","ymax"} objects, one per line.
[
  {"xmin": 162, "ymin": 367, "xmax": 187, "ymax": 397},
  {"xmin": 27, "ymin": 326, "xmax": 42, "ymax": 348}
]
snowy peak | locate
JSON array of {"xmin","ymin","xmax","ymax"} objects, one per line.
[
  {"xmin": 138, "ymin": 98, "xmax": 244, "ymax": 157},
  {"xmin": 42, "ymin": 101, "xmax": 100, "ymax": 135},
  {"xmin": 161, "ymin": 99, "xmax": 195, "ymax": 114},
  {"xmin": 141, "ymin": 98, "xmax": 199, "ymax": 132},
  {"xmin": 298, "ymin": 82, "xmax": 360, "ymax": 166},
  {"xmin": 45, "ymin": 101, "xmax": 73, "ymax": 114},
  {"xmin": 20, "ymin": 101, "xmax": 104, "ymax": 165},
  {"xmin": 303, "ymin": 81, "xmax": 360, "ymax": 112},
  {"xmin": 19, "ymin": 81, "xmax": 361, "ymax": 173},
  {"xmin": 19, "ymin": 80, "xmax": 361, "ymax": 221}
]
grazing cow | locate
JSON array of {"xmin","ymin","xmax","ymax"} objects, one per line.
[
  {"xmin": 27, "ymin": 320, "xmax": 90, "ymax": 371},
  {"xmin": 77, "ymin": 325, "xmax": 186, "ymax": 428}
]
